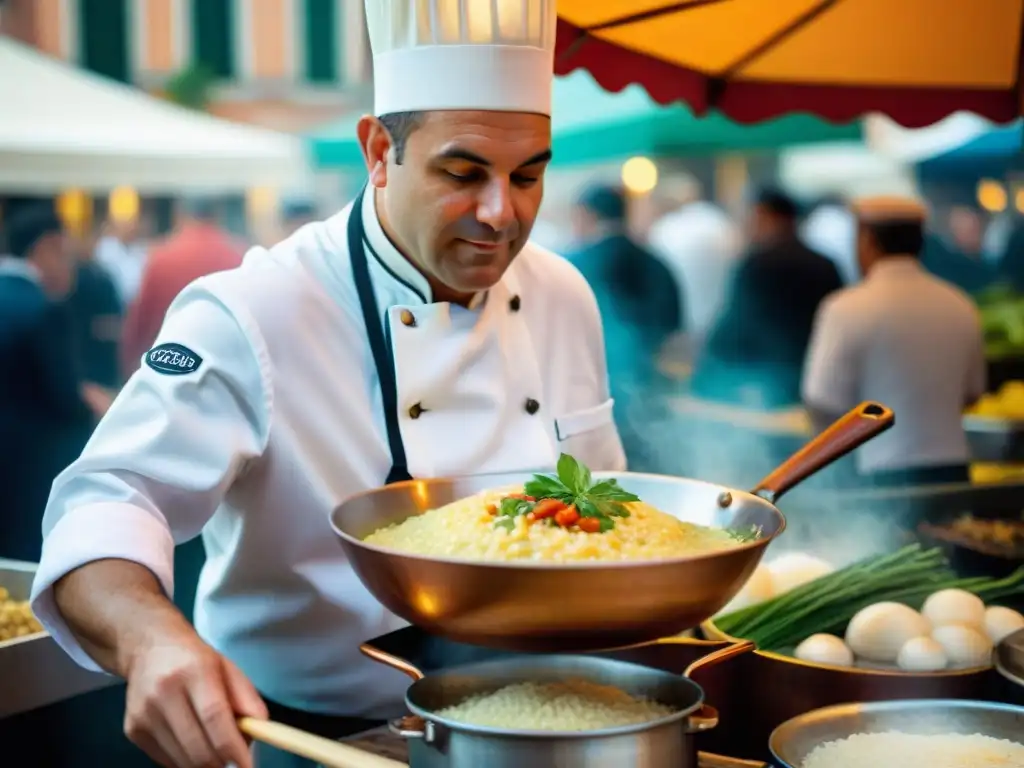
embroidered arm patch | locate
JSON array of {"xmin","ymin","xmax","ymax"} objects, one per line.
[{"xmin": 145, "ymin": 343, "xmax": 203, "ymax": 375}]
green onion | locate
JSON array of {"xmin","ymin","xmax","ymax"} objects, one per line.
[{"xmin": 713, "ymin": 544, "xmax": 1024, "ymax": 651}]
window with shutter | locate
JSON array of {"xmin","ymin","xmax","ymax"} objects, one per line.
[
  {"xmin": 303, "ymin": 0, "xmax": 339, "ymax": 84},
  {"xmin": 191, "ymin": 0, "xmax": 234, "ymax": 78},
  {"xmin": 78, "ymin": 0, "xmax": 130, "ymax": 83}
]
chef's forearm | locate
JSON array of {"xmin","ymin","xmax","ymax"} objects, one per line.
[{"xmin": 52, "ymin": 558, "xmax": 192, "ymax": 678}]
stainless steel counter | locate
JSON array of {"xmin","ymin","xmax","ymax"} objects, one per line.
[{"xmin": 0, "ymin": 558, "xmax": 118, "ymax": 719}]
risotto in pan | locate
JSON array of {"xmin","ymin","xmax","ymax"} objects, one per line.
[{"xmin": 362, "ymin": 454, "xmax": 754, "ymax": 563}]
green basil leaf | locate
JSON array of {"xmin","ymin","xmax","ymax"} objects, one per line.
[
  {"xmin": 576, "ymin": 498, "xmax": 602, "ymax": 519},
  {"xmin": 556, "ymin": 453, "xmax": 581, "ymax": 492},
  {"xmin": 524, "ymin": 475, "xmax": 569, "ymax": 499},
  {"xmin": 494, "ymin": 517, "xmax": 516, "ymax": 531},
  {"xmin": 588, "ymin": 480, "xmax": 640, "ymax": 502},
  {"xmin": 597, "ymin": 516, "xmax": 616, "ymax": 532}
]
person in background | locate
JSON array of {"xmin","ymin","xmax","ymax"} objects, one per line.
[
  {"xmin": 921, "ymin": 204, "xmax": 997, "ymax": 296},
  {"xmin": 67, "ymin": 231, "xmax": 124, "ymax": 390},
  {"xmin": 647, "ymin": 175, "xmax": 739, "ymax": 354},
  {"xmin": 280, "ymin": 197, "xmax": 319, "ymax": 237},
  {"xmin": 693, "ymin": 186, "xmax": 843, "ymax": 408},
  {"xmin": 801, "ymin": 195, "xmax": 859, "ymax": 284},
  {"xmin": 119, "ymin": 197, "xmax": 244, "ymax": 377},
  {"xmin": 803, "ymin": 196, "xmax": 985, "ymax": 487},
  {"xmin": 94, "ymin": 215, "xmax": 149, "ymax": 306},
  {"xmin": 567, "ymin": 183, "xmax": 683, "ymax": 472},
  {"xmin": 0, "ymin": 204, "xmax": 109, "ymax": 561}
]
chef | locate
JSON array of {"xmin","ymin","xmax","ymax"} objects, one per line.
[
  {"xmin": 802, "ymin": 195, "xmax": 985, "ymax": 487},
  {"xmin": 29, "ymin": 2, "xmax": 625, "ymax": 767}
]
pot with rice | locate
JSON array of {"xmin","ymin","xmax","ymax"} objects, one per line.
[
  {"xmin": 367, "ymin": 639, "xmax": 767, "ymax": 768},
  {"xmin": 770, "ymin": 699, "xmax": 1024, "ymax": 768}
]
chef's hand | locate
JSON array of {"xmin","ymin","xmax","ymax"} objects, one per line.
[{"xmin": 123, "ymin": 625, "xmax": 268, "ymax": 768}]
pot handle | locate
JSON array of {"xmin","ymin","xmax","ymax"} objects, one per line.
[
  {"xmin": 697, "ymin": 752, "xmax": 770, "ymax": 768},
  {"xmin": 388, "ymin": 715, "xmax": 435, "ymax": 742},
  {"xmin": 749, "ymin": 401, "xmax": 894, "ymax": 504},
  {"xmin": 684, "ymin": 640, "xmax": 755, "ymax": 678},
  {"xmin": 359, "ymin": 643, "xmax": 426, "ymax": 681}
]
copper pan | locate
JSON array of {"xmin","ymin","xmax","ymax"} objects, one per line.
[{"xmin": 330, "ymin": 402, "xmax": 894, "ymax": 652}]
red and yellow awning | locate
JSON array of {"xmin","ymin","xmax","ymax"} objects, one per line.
[{"xmin": 555, "ymin": 0, "xmax": 1024, "ymax": 127}]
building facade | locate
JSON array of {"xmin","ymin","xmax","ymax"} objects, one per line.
[{"xmin": 0, "ymin": 0, "xmax": 371, "ymax": 131}]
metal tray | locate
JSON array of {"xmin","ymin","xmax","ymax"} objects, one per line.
[{"xmin": 0, "ymin": 559, "xmax": 118, "ymax": 719}]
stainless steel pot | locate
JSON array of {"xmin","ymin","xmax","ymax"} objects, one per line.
[
  {"xmin": 369, "ymin": 640, "xmax": 767, "ymax": 768},
  {"xmin": 331, "ymin": 402, "xmax": 894, "ymax": 652},
  {"xmin": 769, "ymin": 699, "xmax": 1024, "ymax": 768}
]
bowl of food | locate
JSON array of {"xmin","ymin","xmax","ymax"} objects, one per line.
[
  {"xmin": 376, "ymin": 641, "xmax": 766, "ymax": 768},
  {"xmin": 770, "ymin": 699, "xmax": 1024, "ymax": 768},
  {"xmin": 331, "ymin": 403, "xmax": 894, "ymax": 651}
]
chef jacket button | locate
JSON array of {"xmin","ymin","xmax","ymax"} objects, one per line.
[
  {"xmin": 399, "ymin": 309, "xmax": 416, "ymax": 327},
  {"xmin": 408, "ymin": 403, "xmax": 425, "ymax": 419},
  {"xmin": 509, "ymin": 295, "xmax": 521, "ymax": 312},
  {"xmin": 524, "ymin": 398, "xmax": 540, "ymax": 415}
]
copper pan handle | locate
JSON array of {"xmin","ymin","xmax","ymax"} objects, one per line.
[
  {"xmin": 697, "ymin": 753, "xmax": 769, "ymax": 768},
  {"xmin": 359, "ymin": 643, "xmax": 426, "ymax": 681},
  {"xmin": 684, "ymin": 640, "xmax": 755, "ymax": 678},
  {"xmin": 750, "ymin": 401, "xmax": 894, "ymax": 504}
]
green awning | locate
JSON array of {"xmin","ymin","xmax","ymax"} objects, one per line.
[{"xmin": 309, "ymin": 71, "xmax": 861, "ymax": 169}]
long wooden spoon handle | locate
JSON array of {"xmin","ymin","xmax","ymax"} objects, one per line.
[{"xmin": 238, "ymin": 718, "xmax": 407, "ymax": 768}]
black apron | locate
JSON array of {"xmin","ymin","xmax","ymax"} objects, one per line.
[
  {"xmin": 347, "ymin": 187, "xmax": 413, "ymax": 484},
  {"xmin": 256, "ymin": 190, "xmax": 410, "ymax": 739}
]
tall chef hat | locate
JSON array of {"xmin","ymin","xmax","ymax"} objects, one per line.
[{"xmin": 365, "ymin": 0, "xmax": 558, "ymax": 117}]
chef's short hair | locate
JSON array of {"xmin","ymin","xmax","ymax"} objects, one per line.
[
  {"xmin": 864, "ymin": 219, "xmax": 924, "ymax": 257},
  {"xmin": 378, "ymin": 111, "xmax": 425, "ymax": 165},
  {"xmin": 4, "ymin": 203, "xmax": 63, "ymax": 259},
  {"xmin": 754, "ymin": 187, "xmax": 801, "ymax": 220}
]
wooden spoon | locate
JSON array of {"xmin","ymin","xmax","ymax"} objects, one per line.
[{"xmin": 238, "ymin": 718, "xmax": 407, "ymax": 768}]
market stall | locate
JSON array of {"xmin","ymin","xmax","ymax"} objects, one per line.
[
  {"xmin": 0, "ymin": 36, "xmax": 308, "ymax": 193},
  {"xmin": 308, "ymin": 70, "xmax": 860, "ymax": 170}
]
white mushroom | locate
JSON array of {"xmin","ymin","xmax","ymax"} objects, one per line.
[
  {"xmin": 845, "ymin": 602, "xmax": 931, "ymax": 663},
  {"xmin": 931, "ymin": 624, "xmax": 993, "ymax": 668},
  {"xmin": 766, "ymin": 553, "xmax": 834, "ymax": 596},
  {"xmin": 896, "ymin": 636, "xmax": 948, "ymax": 672},
  {"xmin": 983, "ymin": 606, "xmax": 1024, "ymax": 644},
  {"xmin": 921, "ymin": 589, "xmax": 986, "ymax": 630},
  {"xmin": 795, "ymin": 633, "xmax": 854, "ymax": 667}
]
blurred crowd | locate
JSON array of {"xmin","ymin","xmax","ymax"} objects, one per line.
[
  {"xmin": 0, "ymin": 197, "xmax": 319, "ymax": 562},
  {"xmin": 563, "ymin": 180, "xmax": 1004, "ymax": 488}
]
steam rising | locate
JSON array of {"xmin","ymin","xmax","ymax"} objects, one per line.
[{"xmin": 617, "ymin": 375, "xmax": 907, "ymax": 569}]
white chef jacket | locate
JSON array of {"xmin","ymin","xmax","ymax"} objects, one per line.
[
  {"xmin": 30, "ymin": 189, "xmax": 626, "ymax": 717},
  {"xmin": 802, "ymin": 257, "xmax": 985, "ymax": 474}
]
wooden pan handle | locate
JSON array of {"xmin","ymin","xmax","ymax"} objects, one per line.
[
  {"xmin": 238, "ymin": 718, "xmax": 407, "ymax": 768},
  {"xmin": 750, "ymin": 401, "xmax": 894, "ymax": 504}
]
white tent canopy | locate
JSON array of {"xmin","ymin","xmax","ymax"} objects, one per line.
[{"xmin": 0, "ymin": 36, "xmax": 308, "ymax": 194}]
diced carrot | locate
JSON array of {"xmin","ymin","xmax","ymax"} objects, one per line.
[
  {"xmin": 577, "ymin": 517, "xmax": 601, "ymax": 533},
  {"xmin": 526, "ymin": 512, "xmax": 536, "ymax": 523},
  {"xmin": 509, "ymin": 494, "xmax": 537, "ymax": 502},
  {"xmin": 555, "ymin": 506, "xmax": 580, "ymax": 528},
  {"xmin": 486, "ymin": 503, "xmax": 498, "ymax": 515},
  {"xmin": 531, "ymin": 499, "xmax": 566, "ymax": 520}
]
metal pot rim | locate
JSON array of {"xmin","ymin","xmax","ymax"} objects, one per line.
[{"xmin": 401, "ymin": 654, "xmax": 707, "ymax": 739}]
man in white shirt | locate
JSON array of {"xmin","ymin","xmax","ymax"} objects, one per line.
[
  {"xmin": 94, "ymin": 216, "xmax": 149, "ymax": 306},
  {"xmin": 29, "ymin": 2, "xmax": 625, "ymax": 767},
  {"xmin": 647, "ymin": 176, "xmax": 739, "ymax": 353},
  {"xmin": 802, "ymin": 196, "xmax": 986, "ymax": 486}
]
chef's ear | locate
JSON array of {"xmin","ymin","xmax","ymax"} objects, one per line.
[{"xmin": 356, "ymin": 115, "xmax": 391, "ymax": 188}]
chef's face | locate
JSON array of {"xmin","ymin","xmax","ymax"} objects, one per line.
[{"xmin": 360, "ymin": 110, "xmax": 552, "ymax": 302}]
